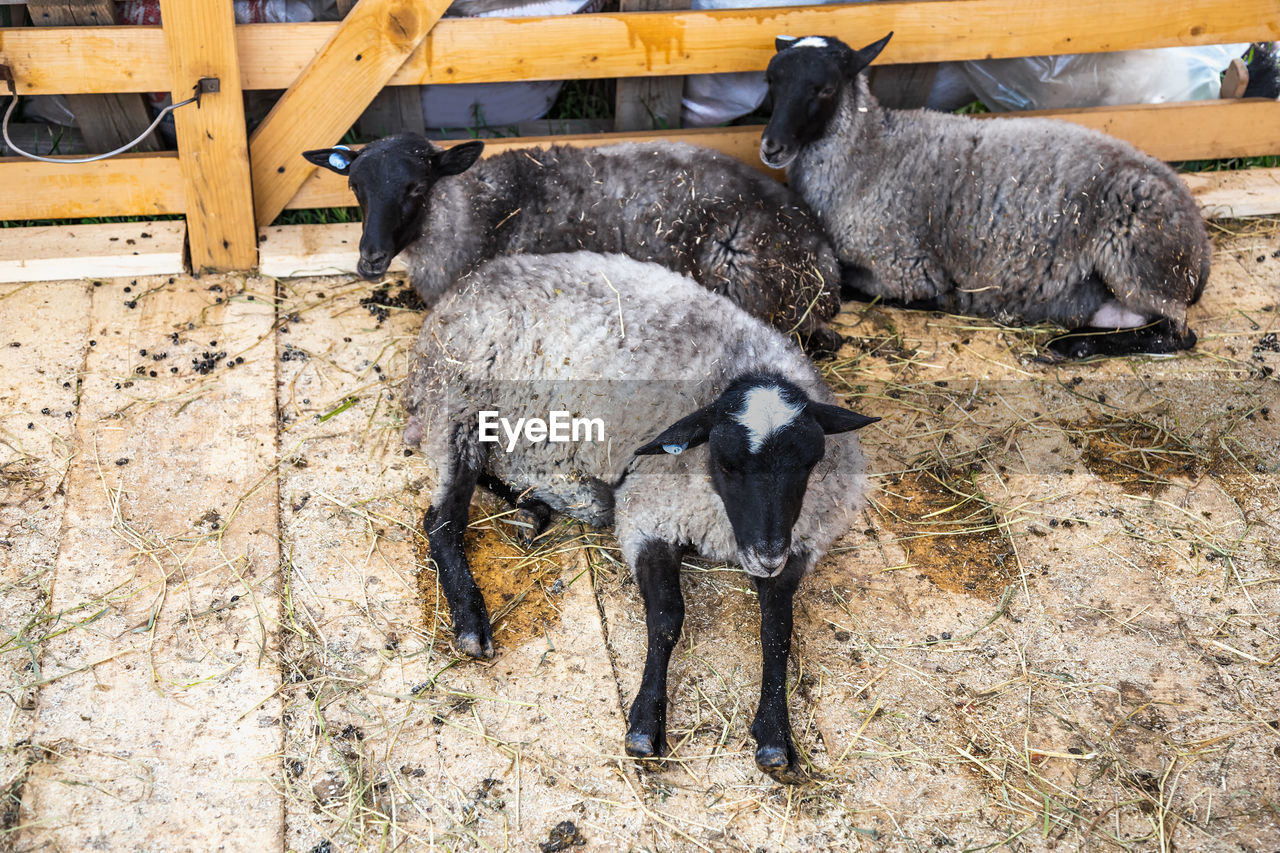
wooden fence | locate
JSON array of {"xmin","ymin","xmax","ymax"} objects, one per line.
[{"xmin": 1, "ymin": 0, "xmax": 1278, "ymax": 272}]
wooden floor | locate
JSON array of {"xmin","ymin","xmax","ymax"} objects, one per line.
[{"xmin": 1, "ymin": 222, "xmax": 1279, "ymax": 851}]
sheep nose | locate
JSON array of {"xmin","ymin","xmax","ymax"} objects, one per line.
[
  {"xmin": 760, "ymin": 137, "xmax": 784, "ymax": 161},
  {"xmin": 754, "ymin": 543, "xmax": 789, "ymax": 571},
  {"xmin": 357, "ymin": 251, "xmax": 390, "ymax": 280}
]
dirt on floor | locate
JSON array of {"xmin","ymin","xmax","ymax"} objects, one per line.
[{"xmin": 1, "ymin": 220, "xmax": 1279, "ymax": 852}]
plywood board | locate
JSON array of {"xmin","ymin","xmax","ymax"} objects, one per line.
[
  {"xmin": 16, "ymin": 274, "xmax": 284, "ymax": 851},
  {"xmin": 272, "ymin": 275, "xmax": 643, "ymax": 849},
  {"xmin": 1183, "ymin": 165, "xmax": 1280, "ymax": 219},
  {"xmin": 0, "ymin": 220, "xmax": 186, "ymax": 283},
  {"xmin": 0, "ymin": 278, "xmax": 93, "ymax": 842},
  {"xmin": 257, "ymin": 221, "xmax": 405, "ymax": 279}
]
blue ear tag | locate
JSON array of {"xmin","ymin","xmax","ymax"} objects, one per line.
[
  {"xmin": 328, "ymin": 145, "xmax": 352, "ymax": 170},
  {"xmin": 662, "ymin": 443, "xmax": 686, "ymax": 455}
]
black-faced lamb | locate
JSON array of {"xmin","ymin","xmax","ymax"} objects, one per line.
[
  {"xmin": 760, "ymin": 33, "xmax": 1213, "ymax": 359},
  {"xmin": 302, "ymin": 136, "xmax": 845, "ymax": 356},
  {"xmin": 402, "ymin": 251, "xmax": 877, "ymax": 782}
]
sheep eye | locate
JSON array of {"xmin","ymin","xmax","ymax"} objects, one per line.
[{"xmin": 817, "ymin": 84, "xmax": 836, "ymax": 98}]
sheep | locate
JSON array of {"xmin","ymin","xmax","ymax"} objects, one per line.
[
  {"xmin": 301, "ymin": 135, "xmax": 846, "ymax": 357},
  {"xmin": 760, "ymin": 33, "xmax": 1213, "ymax": 360},
  {"xmin": 402, "ymin": 251, "xmax": 877, "ymax": 782}
]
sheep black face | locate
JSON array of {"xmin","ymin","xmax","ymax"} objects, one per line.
[
  {"xmin": 760, "ymin": 33, "xmax": 893, "ymax": 169},
  {"xmin": 302, "ymin": 135, "xmax": 486, "ymax": 280},
  {"xmin": 636, "ymin": 375, "xmax": 876, "ymax": 577}
]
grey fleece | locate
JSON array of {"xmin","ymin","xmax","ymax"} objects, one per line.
[
  {"xmin": 403, "ymin": 141, "xmax": 841, "ymax": 341},
  {"xmin": 402, "ymin": 252, "xmax": 869, "ymax": 574},
  {"xmin": 791, "ymin": 76, "xmax": 1210, "ymax": 330}
]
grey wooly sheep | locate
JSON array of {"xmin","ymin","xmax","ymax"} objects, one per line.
[
  {"xmin": 402, "ymin": 252, "xmax": 877, "ymax": 782},
  {"xmin": 760, "ymin": 34, "xmax": 1212, "ymax": 360},
  {"xmin": 301, "ymin": 135, "xmax": 846, "ymax": 357}
]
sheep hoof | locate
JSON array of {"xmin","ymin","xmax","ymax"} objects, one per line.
[
  {"xmin": 802, "ymin": 327, "xmax": 845, "ymax": 360},
  {"xmin": 624, "ymin": 731, "xmax": 662, "ymax": 759},
  {"xmin": 455, "ymin": 631, "xmax": 494, "ymax": 660},
  {"xmin": 508, "ymin": 502, "xmax": 552, "ymax": 546},
  {"xmin": 754, "ymin": 746, "xmax": 803, "ymax": 784}
]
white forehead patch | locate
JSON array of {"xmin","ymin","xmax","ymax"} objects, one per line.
[
  {"xmin": 734, "ymin": 386, "xmax": 803, "ymax": 453},
  {"xmin": 793, "ymin": 37, "xmax": 829, "ymax": 49}
]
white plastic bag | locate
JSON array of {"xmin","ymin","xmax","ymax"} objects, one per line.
[
  {"xmin": 957, "ymin": 45, "xmax": 1250, "ymax": 111},
  {"xmin": 420, "ymin": 0, "xmax": 600, "ymax": 131}
]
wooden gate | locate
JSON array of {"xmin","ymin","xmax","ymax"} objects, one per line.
[{"xmin": 0, "ymin": 0, "xmax": 1278, "ymax": 272}]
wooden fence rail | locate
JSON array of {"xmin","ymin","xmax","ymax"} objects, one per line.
[{"xmin": 1, "ymin": 0, "xmax": 1278, "ymax": 270}]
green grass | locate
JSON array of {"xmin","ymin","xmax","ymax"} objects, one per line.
[
  {"xmin": 1175, "ymin": 154, "xmax": 1280, "ymax": 173},
  {"xmin": 546, "ymin": 78, "xmax": 615, "ymax": 122},
  {"xmin": 0, "ymin": 214, "xmax": 185, "ymax": 229},
  {"xmin": 273, "ymin": 207, "xmax": 361, "ymax": 227}
]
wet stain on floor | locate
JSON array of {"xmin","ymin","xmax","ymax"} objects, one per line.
[
  {"xmin": 873, "ymin": 469, "xmax": 1016, "ymax": 598},
  {"xmin": 1068, "ymin": 416, "xmax": 1200, "ymax": 496}
]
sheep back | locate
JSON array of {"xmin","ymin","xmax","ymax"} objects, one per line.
[
  {"xmin": 404, "ymin": 142, "xmax": 841, "ymax": 336},
  {"xmin": 794, "ymin": 79, "xmax": 1209, "ymax": 330}
]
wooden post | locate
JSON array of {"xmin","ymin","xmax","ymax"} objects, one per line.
[
  {"xmin": 614, "ymin": 0, "xmax": 688, "ymax": 131},
  {"xmin": 158, "ymin": 0, "xmax": 257, "ymax": 272},
  {"xmin": 357, "ymin": 87, "xmax": 426, "ymax": 139},
  {"xmin": 25, "ymin": 1, "xmax": 160, "ymax": 153},
  {"xmin": 248, "ymin": 0, "xmax": 453, "ymax": 227}
]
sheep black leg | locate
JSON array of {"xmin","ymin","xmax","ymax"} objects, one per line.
[
  {"xmin": 477, "ymin": 473, "xmax": 552, "ymax": 544},
  {"xmin": 625, "ymin": 539, "xmax": 685, "ymax": 762},
  {"xmin": 423, "ymin": 432, "xmax": 494, "ymax": 659},
  {"xmin": 1046, "ymin": 319, "xmax": 1197, "ymax": 360},
  {"xmin": 751, "ymin": 556, "xmax": 806, "ymax": 784}
]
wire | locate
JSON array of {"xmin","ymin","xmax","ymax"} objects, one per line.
[{"xmin": 2, "ymin": 91, "xmax": 199, "ymax": 164}]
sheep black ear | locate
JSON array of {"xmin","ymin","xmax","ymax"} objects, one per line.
[
  {"xmin": 635, "ymin": 407, "xmax": 715, "ymax": 456},
  {"xmin": 775, "ymin": 34, "xmax": 799, "ymax": 53},
  {"xmin": 808, "ymin": 402, "xmax": 879, "ymax": 435},
  {"xmin": 435, "ymin": 140, "xmax": 485, "ymax": 177},
  {"xmin": 302, "ymin": 145, "xmax": 358, "ymax": 175},
  {"xmin": 843, "ymin": 31, "xmax": 893, "ymax": 78}
]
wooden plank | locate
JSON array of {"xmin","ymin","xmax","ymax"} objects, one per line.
[
  {"xmin": 0, "ymin": 152, "xmax": 185, "ymax": 220},
  {"xmin": 0, "ymin": 278, "xmax": 93, "ymax": 849},
  {"xmin": 257, "ymin": 221, "xmax": 406, "ymax": 278},
  {"xmin": 273, "ymin": 275, "xmax": 638, "ymax": 849},
  {"xmin": 0, "ymin": 219, "xmax": 186, "ymax": 283},
  {"xmin": 3, "ymin": 0, "xmax": 1277, "ymax": 95},
  {"xmin": 159, "ymin": 0, "xmax": 257, "ymax": 272},
  {"xmin": 17, "ymin": 274, "xmax": 283, "ymax": 851},
  {"xmin": 285, "ymin": 99, "xmax": 1280, "ymax": 210},
  {"xmin": 1183, "ymin": 166, "xmax": 1280, "ymax": 219},
  {"xmin": 25, "ymin": 0, "xmax": 160, "ymax": 153},
  {"xmin": 614, "ymin": 0, "xmax": 687, "ymax": 132},
  {"xmin": 983, "ymin": 98, "xmax": 1280, "ymax": 162},
  {"xmin": 248, "ymin": 0, "xmax": 453, "ymax": 228}
]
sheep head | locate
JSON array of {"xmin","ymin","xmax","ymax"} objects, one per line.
[
  {"xmin": 760, "ymin": 32, "xmax": 892, "ymax": 169},
  {"xmin": 635, "ymin": 374, "xmax": 877, "ymax": 577},
  {"xmin": 302, "ymin": 135, "xmax": 485, "ymax": 280}
]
